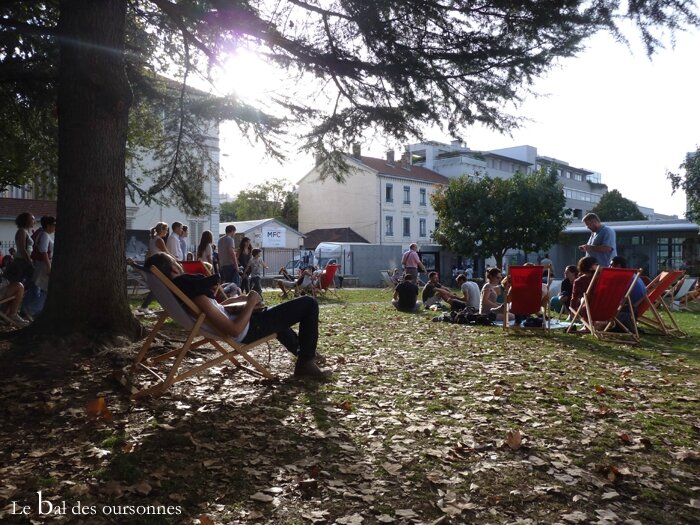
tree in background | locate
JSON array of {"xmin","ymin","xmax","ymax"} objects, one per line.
[
  {"xmin": 1, "ymin": 1, "xmax": 697, "ymax": 339},
  {"xmin": 219, "ymin": 201, "xmax": 237, "ymax": 223},
  {"xmin": 232, "ymin": 179, "xmax": 299, "ymax": 230},
  {"xmin": 591, "ymin": 189, "xmax": 647, "ymax": 221},
  {"xmin": 668, "ymin": 147, "xmax": 700, "ymax": 222},
  {"xmin": 432, "ymin": 169, "xmax": 570, "ymax": 264}
]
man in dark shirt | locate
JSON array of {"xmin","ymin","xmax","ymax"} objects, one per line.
[
  {"xmin": 392, "ymin": 273, "xmax": 420, "ymax": 312},
  {"xmin": 422, "ymin": 271, "xmax": 460, "ymax": 308}
]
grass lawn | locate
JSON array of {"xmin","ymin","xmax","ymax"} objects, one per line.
[{"xmin": 1, "ymin": 289, "xmax": 698, "ymax": 524}]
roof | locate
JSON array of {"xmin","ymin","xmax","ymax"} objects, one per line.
[
  {"xmin": 303, "ymin": 228, "xmax": 369, "ymax": 249},
  {"xmin": 0, "ymin": 198, "xmax": 57, "ymax": 221},
  {"xmin": 359, "ymin": 156, "xmax": 449, "ymax": 184},
  {"xmin": 564, "ymin": 219, "xmax": 699, "ymax": 235},
  {"xmin": 218, "ymin": 218, "xmax": 303, "ymax": 237}
]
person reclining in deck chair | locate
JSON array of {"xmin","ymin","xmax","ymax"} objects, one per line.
[
  {"xmin": 277, "ymin": 265, "xmax": 315, "ymax": 298},
  {"xmin": 145, "ymin": 253, "xmax": 330, "ymax": 379},
  {"xmin": 609, "ymin": 255, "xmax": 647, "ymax": 331}
]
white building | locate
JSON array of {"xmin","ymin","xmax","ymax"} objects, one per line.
[
  {"xmin": 218, "ymin": 218, "xmax": 304, "ymax": 250},
  {"xmin": 298, "ymin": 147, "xmax": 448, "ymax": 247}
]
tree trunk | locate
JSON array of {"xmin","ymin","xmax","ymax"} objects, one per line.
[{"xmin": 34, "ymin": 0, "xmax": 140, "ymax": 338}]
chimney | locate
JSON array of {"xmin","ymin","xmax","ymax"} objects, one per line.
[
  {"xmin": 386, "ymin": 150, "xmax": 395, "ymax": 164},
  {"xmin": 451, "ymin": 138, "xmax": 463, "ymax": 148},
  {"xmin": 401, "ymin": 151, "xmax": 411, "ymax": 170},
  {"xmin": 351, "ymin": 143, "xmax": 361, "ymax": 159}
]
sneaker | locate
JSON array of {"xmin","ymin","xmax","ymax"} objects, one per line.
[
  {"xmin": 9, "ymin": 314, "xmax": 29, "ymax": 327},
  {"xmin": 137, "ymin": 306, "xmax": 152, "ymax": 314},
  {"xmin": 293, "ymin": 359, "xmax": 332, "ymax": 380}
]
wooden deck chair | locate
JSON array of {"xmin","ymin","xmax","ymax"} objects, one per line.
[
  {"xmin": 503, "ymin": 265, "xmax": 551, "ymax": 332},
  {"xmin": 566, "ymin": 267, "xmax": 640, "ymax": 344},
  {"xmin": 670, "ymin": 276, "xmax": 697, "ymax": 311},
  {"xmin": 121, "ymin": 266, "xmax": 277, "ymax": 398},
  {"xmin": 317, "ymin": 263, "xmax": 340, "ymax": 298},
  {"xmin": 634, "ymin": 270, "xmax": 686, "ymax": 336}
]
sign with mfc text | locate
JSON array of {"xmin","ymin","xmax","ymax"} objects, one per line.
[{"xmin": 261, "ymin": 227, "xmax": 286, "ymax": 247}]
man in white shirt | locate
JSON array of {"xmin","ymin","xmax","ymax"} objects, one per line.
[{"xmin": 166, "ymin": 221, "xmax": 184, "ymax": 260}]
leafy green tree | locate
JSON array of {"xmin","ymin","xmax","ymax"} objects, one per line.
[
  {"xmin": 1, "ymin": 1, "xmax": 697, "ymax": 338},
  {"xmin": 590, "ymin": 189, "xmax": 647, "ymax": 221},
  {"xmin": 432, "ymin": 170, "xmax": 570, "ymax": 263},
  {"xmin": 233, "ymin": 179, "xmax": 298, "ymax": 230},
  {"xmin": 219, "ymin": 201, "xmax": 237, "ymax": 222},
  {"xmin": 668, "ymin": 147, "xmax": 700, "ymax": 222}
]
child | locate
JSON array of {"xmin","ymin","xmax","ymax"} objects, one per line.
[{"xmin": 245, "ymin": 248, "xmax": 268, "ymax": 296}]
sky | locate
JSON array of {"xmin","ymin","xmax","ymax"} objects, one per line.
[{"xmin": 215, "ymin": 27, "xmax": 699, "ymax": 217}]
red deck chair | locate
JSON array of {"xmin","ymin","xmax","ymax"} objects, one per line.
[
  {"xmin": 634, "ymin": 270, "xmax": 685, "ymax": 337},
  {"xmin": 317, "ymin": 263, "xmax": 340, "ymax": 298},
  {"xmin": 566, "ymin": 267, "xmax": 640, "ymax": 344},
  {"xmin": 503, "ymin": 265, "xmax": 551, "ymax": 332}
]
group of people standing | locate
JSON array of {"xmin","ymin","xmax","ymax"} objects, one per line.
[
  {"xmin": 140, "ymin": 222, "xmax": 269, "ymax": 313},
  {"xmin": 0, "ymin": 212, "xmax": 56, "ymax": 326}
]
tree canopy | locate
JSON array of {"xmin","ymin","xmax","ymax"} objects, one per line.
[
  {"xmin": 668, "ymin": 147, "xmax": 700, "ymax": 222},
  {"xmin": 431, "ymin": 169, "xmax": 570, "ymax": 263},
  {"xmin": 1, "ymin": 0, "xmax": 698, "ymax": 338},
  {"xmin": 591, "ymin": 189, "xmax": 647, "ymax": 222},
  {"xmin": 230, "ymin": 179, "xmax": 299, "ymax": 229}
]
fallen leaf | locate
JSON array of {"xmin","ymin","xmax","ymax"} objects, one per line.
[
  {"xmin": 86, "ymin": 397, "xmax": 113, "ymax": 422},
  {"xmin": 506, "ymin": 429, "xmax": 522, "ymax": 450},
  {"xmin": 249, "ymin": 492, "xmax": 274, "ymax": 502},
  {"xmin": 199, "ymin": 515, "xmax": 215, "ymax": 525}
]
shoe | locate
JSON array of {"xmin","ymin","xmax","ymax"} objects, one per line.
[
  {"xmin": 137, "ymin": 307, "xmax": 152, "ymax": 314},
  {"xmin": 293, "ymin": 359, "xmax": 332, "ymax": 380},
  {"xmin": 21, "ymin": 311, "xmax": 34, "ymax": 322},
  {"xmin": 9, "ymin": 314, "xmax": 29, "ymax": 327}
]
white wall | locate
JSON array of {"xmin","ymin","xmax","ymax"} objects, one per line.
[{"xmin": 298, "ymin": 161, "xmax": 380, "ymax": 243}]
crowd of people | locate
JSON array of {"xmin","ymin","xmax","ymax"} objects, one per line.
[
  {"xmin": 0, "ymin": 212, "xmax": 56, "ymax": 326},
  {"xmin": 390, "ymin": 213, "xmax": 690, "ymax": 329}
]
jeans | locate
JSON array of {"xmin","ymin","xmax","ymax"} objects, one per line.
[
  {"xmin": 250, "ymin": 276, "xmax": 262, "ymax": 295},
  {"xmin": 141, "ymin": 291, "xmax": 155, "ymax": 309},
  {"xmin": 242, "ymin": 295, "xmax": 319, "ymax": 362},
  {"xmin": 220, "ymin": 265, "xmax": 240, "ymax": 286},
  {"xmin": 22, "ymin": 282, "xmax": 47, "ymax": 317}
]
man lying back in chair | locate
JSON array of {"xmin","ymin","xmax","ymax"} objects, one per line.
[{"xmin": 145, "ymin": 253, "xmax": 331, "ymax": 379}]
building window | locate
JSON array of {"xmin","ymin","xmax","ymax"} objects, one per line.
[
  {"xmin": 419, "ymin": 188, "xmax": 427, "ymax": 206},
  {"xmin": 419, "ymin": 219, "xmax": 427, "ymax": 237},
  {"xmin": 403, "ymin": 186, "xmax": 410, "ymax": 204},
  {"xmin": 386, "ymin": 183, "xmax": 393, "ymax": 202},
  {"xmin": 574, "ymin": 173, "xmax": 583, "ymax": 181},
  {"xmin": 403, "ymin": 218, "xmax": 411, "ymax": 237},
  {"xmin": 385, "ymin": 216, "xmax": 393, "ymax": 236}
]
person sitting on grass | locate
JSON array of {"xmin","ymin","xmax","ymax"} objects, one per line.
[
  {"xmin": 392, "ymin": 273, "xmax": 420, "ymax": 312},
  {"xmin": 145, "ymin": 252, "xmax": 330, "ymax": 379},
  {"xmin": 480, "ymin": 267, "xmax": 514, "ymax": 321},
  {"xmin": 551, "ymin": 264, "xmax": 578, "ymax": 315},
  {"xmin": 422, "ymin": 271, "xmax": 462, "ymax": 309},
  {"xmin": 446, "ymin": 274, "xmax": 472, "ymax": 311}
]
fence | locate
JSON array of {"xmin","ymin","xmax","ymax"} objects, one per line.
[{"xmin": 260, "ymin": 248, "xmax": 310, "ymax": 276}]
